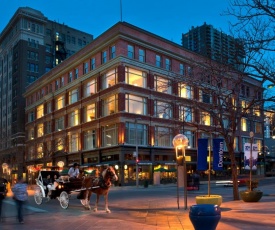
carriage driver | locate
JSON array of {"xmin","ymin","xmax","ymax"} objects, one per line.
[{"xmin": 68, "ymin": 163, "xmax": 80, "ymax": 180}]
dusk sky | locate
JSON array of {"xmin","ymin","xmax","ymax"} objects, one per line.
[{"xmin": 0, "ymin": 0, "xmax": 233, "ymax": 44}]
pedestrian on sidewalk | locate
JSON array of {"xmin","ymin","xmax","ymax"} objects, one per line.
[{"xmin": 11, "ymin": 176, "xmax": 28, "ymax": 224}]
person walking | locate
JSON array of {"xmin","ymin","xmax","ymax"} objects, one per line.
[{"xmin": 11, "ymin": 176, "xmax": 28, "ymax": 224}]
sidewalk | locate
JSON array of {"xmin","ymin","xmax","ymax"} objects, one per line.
[{"xmin": 2, "ymin": 179, "xmax": 275, "ymax": 230}]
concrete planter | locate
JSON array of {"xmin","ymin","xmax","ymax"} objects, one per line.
[
  {"xmin": 239, "ymin": 190, "xmax": 263, "ymax": 202},
  {"xmin": 196, "ymin": 195, "xmax": 223, "ymax": 207}
]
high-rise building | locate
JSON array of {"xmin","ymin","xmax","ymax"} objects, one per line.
[
  {"xmin": 182, "ymin": 23, "xmax": 245, "ymax": 69},
  {"xmin": 0, "ymin": 7, "xmax": 93, "ymax": 180}
]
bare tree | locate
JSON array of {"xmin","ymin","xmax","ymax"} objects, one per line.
[{"xmin": 226, "ymin": 0, "xmax": 275, "ymax": 89}]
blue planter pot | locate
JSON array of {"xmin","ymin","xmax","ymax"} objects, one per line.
[{"xmin": 189, "ymin": 204, "xmax": 221, "ymax": 230}]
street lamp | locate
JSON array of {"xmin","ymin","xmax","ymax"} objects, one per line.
[
  {"xmin": 172, "ymin": 134, "xmax": 189, "ymax": 210},
  {"xmin": 249, "ymin": 131, "xmax": 254, "ymax": 192},
  {"xmin": 134, "ymin": 118, "xmax": 141, "ymax": 187}
]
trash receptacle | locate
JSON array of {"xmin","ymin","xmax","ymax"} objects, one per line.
[{"xmin": 189, "ymin": 204, "xmax": 221, "ymax": 230}]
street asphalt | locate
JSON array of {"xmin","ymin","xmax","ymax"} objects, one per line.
[{"xmin": 0, "ymin": 177, "xmax": 275, "ymax": 230}]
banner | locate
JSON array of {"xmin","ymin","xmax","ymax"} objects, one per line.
[
  {"xmin": 213, "ymin": 138, "xmax": 224, "ymax": 171},
  {"xmin": 197, "ymin": 138, "xmax": 208, "ymax": 171},
  {"xmin": 244, "ymin": 143, "xmax": 258, "ymax": 170}
]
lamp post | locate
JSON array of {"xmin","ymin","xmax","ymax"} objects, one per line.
[
  {"xmin": 135, "ymin": 118, "xmax": 141, "ymax": 187},
  {"xmin": 173, "ymin": 134, "xmax": 189, "ymax": 210},
  {"xmin": 249, "ymin": 131, "xmax": 254, "ymax": 192}
]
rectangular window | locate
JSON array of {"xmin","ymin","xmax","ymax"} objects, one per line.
[
  {"xmin": 36, "ymin": 104, "xmax": 44, "ymax": 119},
  {"xmin": 154, "ymin": 100, "xmax": 172, "ymax": 119},
  {"xmin": 110, "ymin": 45, "xmax": 116, "ymax": 59},
  {"xmin": 241, "ymin": 118, "xmax": 248, "ymax": 131},
  {"xmin": 125, "ymin": 94, "xmax": 147, "ymax": 115},
  {"xmin": 102, "ymin": 69, "xmax": 117, "ymax": 89},
  {"xmin": 199, "ymin": 90, "xmax": 212, "ymax": 103},
  {"xmin": 91, "ymin": 58, "xmax": 96, "ymax": 70},
  {"xmin": 55, "ymin": 79, "xmax": 59, "ymax": 90},
  {"xmin": 125, "ymin": 67, "xmax": 146, "ymax": 88},
  {"xmin": 154, "ymin": 76, "xmax": 171, "ymax": 94},
  {"xmin": 55, "ymin": 117, "xmax": 64, "ymax": 131},
  {"xmin": 102, "ymin": 50, "xmax": 107, "ymax": 64},
  {"xmin": 138, "ymin": 49, "xmax": 145, "ymax": 62},
  {"xmin": 201, "ymin": 112, "xmax": 211, "ymax": 126},
  {"xmin": 28, "ymin": 111, "xmax": 34, "ymax": 122},
  {"xmin": 155, "ymin": 126, "xmax": 172, "ymax": 147},
  {"xmin": 56, "ymin": 95, "xmax": 65, "ymax": 110},
  {"xmin": 165, "ymin": 58, "xmax": 171, "ymax": 71},
  {"xmin": 125, "ymin": 122, "xmax": 148, "ymax": 145},
  {"xmin": 84, "ymin": 79, "xmax": 96, "ymax": 97},
  {"xmin": 74, "ymin": 68, "xmax": 79, "ymax": 79},
  {"xmin": 47, "ymin": 102, "xmax": 52, "ymax": 114},
  {"xmin": 68, "ymin": 133, "xmax": 79, "ymax": 152},
  {"xmin": 179, "ymin": 84, "xmax": 193, "ymax": 99},
  {"xmin": 68, "ymin": 110, "xmax": 79, "ymax": 127},
  {"xmin": 68, "ymin": 71, "xmax": 73, "ymax": 83},
  {"xmin": 179, "ymin": 106, "xmax": 193, "ymax": 122},
  {"xmin": 156, "ymin": 55, "xmax": 162, "ymax": 67},
  {"xmin": 37, "ymin": 123, "xmax": 44, "ymax": 137},
  {"xmin": 84, "ymin": 130, "xmax": 96, "ymax": 150},
  {"xmin": 60, "ymin": 77, "xmax": 64, "ymax": 87},
  {"xmin": 83, "ymin": 62, "xmax": 88, "ymax": 74},
  {"xmin": 127, "ymin": 45, "xmax": 134, "ymax": 58},
  {"xmin": 180, "ymin": 63, "xmax": 185, "ymax": 75},
  {"xmin": 85, "ymin": 103, "xmax": 96, "ymax": 122},
  {"xmin": 45, "ymin": 121, "xmax": 51, "ymax": 134},
  {"xmin": 102, "ymin": 95, "xmax": 118, "ymax": 116},
  {"xmin": 102, "ymin": 124, "xmax": 118, "ymax": 147},
  {"xmin": 69, "ymin": 88, "xmax": 78, "ymax": 104}
]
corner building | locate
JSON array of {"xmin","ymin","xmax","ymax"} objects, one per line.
[{"xmin": 24, "ymin": 22, "xmax": 262, "ymax": 186}]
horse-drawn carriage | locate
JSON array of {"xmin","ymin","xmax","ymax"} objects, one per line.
[
  {"xmin": 34, "ymin": 170, "xmax": 83, "ymax": 209},
  {"xmin": 34, "ymin": 166, "xmax": 118, "ymax": 212}
]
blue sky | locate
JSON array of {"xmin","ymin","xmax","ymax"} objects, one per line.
[{"xmin": 0, "ymin": 0, "xmax": 233, "ymax": 44}]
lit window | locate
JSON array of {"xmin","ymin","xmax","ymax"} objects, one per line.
[
  {"xmin": 68, "ymin": 110, "xmax": 79, "ymax": 127},
  {"xmin": 155, "ymin": 126, "xmax": 172, "ymax": 147},
  {"xmin": 102, "ymin": 69, "xmax": 117, "ymax": 89},
  {"xmin": 179, "ymin": 84, "xmax": 193, "ymax": 99},
  {"xmin": 37, "ymin": 123, "xmax": 44, "ymax": 137},
  {"xmin": 36, "ymin": 104, "xmax": 44, "ymax": 118},
  {"xmin": 102, "ymin": 95, "xmax": 118, "ymax": 116},
  {"xmin": 125, "ymin": 94, "xmax": 147, "ymax": 115},
  {"xmin": 241, "ymin": 118, "xmax": 248, "ymax": 131},
  {"xmin": 125, "ymin": 67, "xmax": 146, "ymax": 88},
  {"xmin": 56, "ymin": 95, "xmax": 65, "ymax": 110},
  {"xmin": 84, "ymin": 79, "xmax": 96, "ymax": 97},
  {"xmin": 201, "ymin": 112, "xmax": 211, "ymax": 126},
  {"xmin": 85, "ymin": 104, "xmax": 96, "ymax": 121},
  {"xmin": 154, "ymin": 100, "xmax": 172, "ymax": 119},
  {"xmin": 102, "ymin": 124, "xmax": 118, "ymax": 147},
  {"xmin": 154, "ymin": 76, "xmax": 171, "ymax": 94}
]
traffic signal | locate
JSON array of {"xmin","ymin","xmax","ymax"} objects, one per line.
[{"xmin": 136, "ymin": 159, "xmax": 139, "ymax": 164}]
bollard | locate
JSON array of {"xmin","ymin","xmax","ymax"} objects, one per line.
[{"xmin": 189, "ymin": 204, "xmax": 221, "ymax": 230}]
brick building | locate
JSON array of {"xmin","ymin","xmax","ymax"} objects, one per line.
[{"xmin": 24, "ymin": 22, "xmax": 263, "ymax": 186}]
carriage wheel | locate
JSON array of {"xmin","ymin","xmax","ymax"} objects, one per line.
[
  {"xmin": 34, "ymin": 187, "xmax": 43, "ymax": 205},
  {"xmin": 59, "ymin": 191, "xmax": 69, "ymax": 209}
]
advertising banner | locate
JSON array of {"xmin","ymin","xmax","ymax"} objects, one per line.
[
  {"xmin": 244, "ymin": 143, "xmax": 258, "ymax": 170},
  {"xmin": 197, "ymin": 138, "xmax": 208, "ymax": 171},
  {"xmin": 213, "ymin": 138, "xmax": 224, "ymax": 171}
]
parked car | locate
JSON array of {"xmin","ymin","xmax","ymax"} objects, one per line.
[{"xmin": 224, "ymin": 175, "xmax": 248, "ymax": 187}]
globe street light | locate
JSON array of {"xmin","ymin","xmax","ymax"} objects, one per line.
[{"xmin": 172, "ymin": 134, "xmax": 189, "ymax": 210}]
